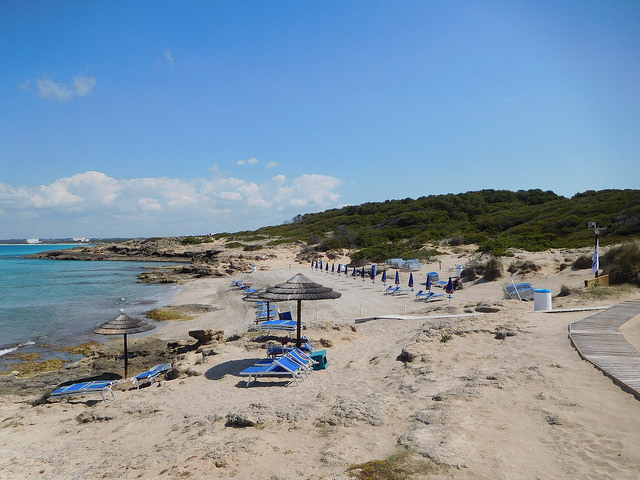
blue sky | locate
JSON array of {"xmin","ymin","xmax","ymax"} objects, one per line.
[{"xmin": 1, "ymin": 1, "xmax": 639, "ymax": 239}]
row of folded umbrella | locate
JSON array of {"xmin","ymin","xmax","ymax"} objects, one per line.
[{"xmin": 310, "ymin": 261, "xmax": 455, "ymax": 294}]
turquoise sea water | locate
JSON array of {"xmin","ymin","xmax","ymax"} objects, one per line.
[{"xmin": 0, "ymin": 244, "xmax": 180, "ymax": 369}]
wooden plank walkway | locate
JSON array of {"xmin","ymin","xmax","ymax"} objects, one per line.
[{"xmin": 568, "ymin": 299, "xmax": 640, "ymax": 400}]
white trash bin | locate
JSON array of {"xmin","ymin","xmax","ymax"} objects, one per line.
[{"xmin": 534, "ymin": 288, "xmax": 552, "ymax": 311}]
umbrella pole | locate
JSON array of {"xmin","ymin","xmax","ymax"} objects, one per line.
[
  {"xmin": 123, "ymin": 333, "xmax": 129, "ymax": 379},
  {"xmin": 296, "ymin": 299, "xmax": 302, "ymax": 348}
]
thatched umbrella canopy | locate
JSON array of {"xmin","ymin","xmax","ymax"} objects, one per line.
[
  {"xmin": 259, "ymin": 273, "xmax": 341, "ymax": 347},
  {"xmin": 242, "ymin": 288, "xmax": 276, "ymax": 322},
  {"xmin": 93, "ymin": 312, "xmax": 155, "ymax": 378}
]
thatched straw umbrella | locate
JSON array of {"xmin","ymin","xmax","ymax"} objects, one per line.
[
  {"xmin": 259, "ymin": 273, "xmax": 341, "ymax": 347},
  {"xmin": 93, "ymin": 312, "xmax": 155, "ymax": 378}
]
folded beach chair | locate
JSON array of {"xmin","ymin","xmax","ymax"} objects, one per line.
[
  {"xmin": 239, "ymin": 356, "xmax": 306, "ymax": 387},
  {"xmin": 130, "ymin": 363, "xmax": 173, "ymax": 389},
  {"xmin": 255, "ymin": 319, "xmax": 299, "ymax": 337},
  {"xmin": 288, "ymin": 348, "xmax": 318, "ymax": 372},
  {"xmin": 300, "ymin": 335, "xmax": 316, "ymax": 353},
  {"xmin": 504, "ymin": 282, "xmax": 534, "ymax": 301},
  {"xmin": 256, "ymin": 302, "xmax": 278, "ymax": 316},
  {"xmin": 49, "ymin": 380, "xmax": 119, "ymax": 402},
  {"xmin": 384, "ymin": 286, "xmax": 400, "ymax": 295}
]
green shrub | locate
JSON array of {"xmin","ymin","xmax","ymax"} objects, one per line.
[
  {"xmin": 603, "ymin": 240, "xmax": 640, "ymax": 286},
  {"xmin": 584, "ymin": 284, "xmax": 637, "ymax": 298},
  {"xmin": 347, "ymin": 448, "xmax": 438, "ymax": 479},
  {"xmin": 147, "ymin": 308, "xmax": 193, "ymax": 321},
  {"xmin": 483, "ymin": 257, "xmax": 503, "ymax": 281},
  {"xmin": 558, "ymin": 285, "xmax": 573, "ymax": 297},
  {"xmin": 181, "ymin": 236, "xmax": 204, "ymax": 245}
]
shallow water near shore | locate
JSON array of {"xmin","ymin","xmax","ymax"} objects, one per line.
[{"xmin": 0, "ymin": 245, "xmax": 180, "ymax": 370}]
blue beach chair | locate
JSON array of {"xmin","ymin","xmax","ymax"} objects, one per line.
[
  {"xmin": 50, "ymin": 380, "xmax": 119, "ymax": 402},
  {"xmin": 255, "ymin": 319, "xmax": 298, "ymax": 336},
  {"xmin": 239, "ymin": 356, "xmax": 306, "ymax": 387},
  {"xmin": 130, "ymin": 363, "xmax": 173, "ymax": 389}
]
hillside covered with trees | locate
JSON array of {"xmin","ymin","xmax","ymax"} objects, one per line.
[{"xmin": 225, "ymin": 189, "xmax": 640, "ymax": 262}]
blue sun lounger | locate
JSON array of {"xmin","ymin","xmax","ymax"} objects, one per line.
[
  {"xmin": 255, "ymin": 319, "xmax": 298, "ymax": 335},
  {"xmin": 414, "ymin": 290, "xmax": 445, "ymax": 302},
  {"xmin": 131, "ymin": 363, "xmax": 173, "ymax": 389},
  {"xmin": 256, "ymin": 348, "xmax": 317, "ymax": 375},
  {"xmin": 50, "ymin": 380, "xmax": 119, "ymax": 402},
  {"xmin": 239, "ymin": 356, "xmax": 306, "ymax": 387}
]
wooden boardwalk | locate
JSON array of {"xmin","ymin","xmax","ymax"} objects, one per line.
[{"xmin": 569, "ymin": 299, "xmax": 640, "ymax": 400}]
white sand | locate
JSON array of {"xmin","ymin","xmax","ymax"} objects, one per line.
[{"xmin": 1, "ymin": 247, "xmax": 640, "ymax": 479}]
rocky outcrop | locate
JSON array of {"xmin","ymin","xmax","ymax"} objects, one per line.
[
  {"xmin": 188, "ymin": 329, "xmax": 225, "ymax": 345},
  {"xmin": 27, "ymin": 237, "xmax": 278, "ymax": 284}
]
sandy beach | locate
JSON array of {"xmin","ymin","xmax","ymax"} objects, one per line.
[{"xmin": 1, "ymin": 246, "xmax": 640, "ymax": 479}]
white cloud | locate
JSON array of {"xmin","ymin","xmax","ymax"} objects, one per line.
[
  {"xmin": 237, "ymin": 157, "xmax": 259, "ymax": 166},
  {"xmin": 32, "ymin": 74, "xmax": 96, "ymax": 102},
  {"xmin": 36, "ymin": 77, "xmax": 74, "ymax": 101},
  {"xmin": 266, "ymin": 161, "xmax": 279, "ymax": 168},
  {"xmin": 73, "ymin": 75, "xmax": 96, "ymax": 96},
  {"xmin": 1, "ymin": 170, "xmax": 342, "ymax": 237},
  {"xmin": 138, "ymin": 198, "xmax": 163, "ymax": 211},
  {"xmin": 165, "ymin": 49, "xmax": 174, "ymax": 66}
]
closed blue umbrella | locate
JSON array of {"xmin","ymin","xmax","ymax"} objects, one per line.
[
  {"xmin": 426, "ymin": 274, "xmax": 432, "ymax": 290},
  {"xmin": 395, "ymin": 271, "xmax": 400, "ymax": 285},
  {"xmin": 331, "ymin": 263, "xmax": 335, "ymax": 274},
  {"xmin": 445, "ymin": 276, "xmax": 454, "ymax": 294},
  {"xmin": 337, "ymin": 264, "xmax": 342, "ymax": 275},
  {"xmin": 352, "ymin": 266, "xmax": 357, "ymax": 277},
  {"xmin": 408, "ymin": 272, "xmax": 414, "ymax": 291},
  {"xmin": 446, "ymin": 276, "xmax": 454, "ymax": 303},
  {"xmin": 326, "ymin": 262, "xmax": 329, "ymax": 272},
  {"xmin": 370, "ymin": 264, "xmax": 376, "ymax": 284},
  {"xmin": 381, "ymin": 270, "xmax": 387, "ymax": 286}
]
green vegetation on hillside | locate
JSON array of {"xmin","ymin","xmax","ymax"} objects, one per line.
[{"xmin": 228, "ymin": 189, "xmax": 640, "ymax": 262}]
